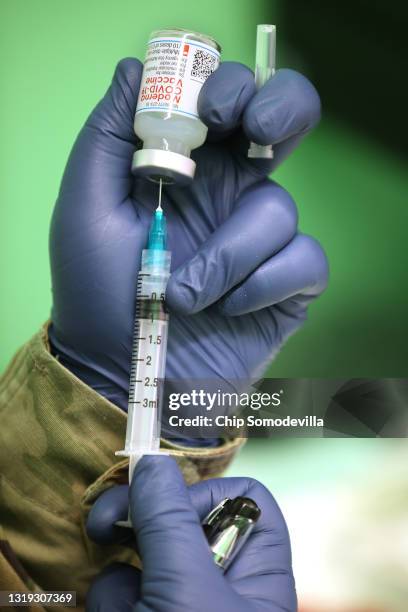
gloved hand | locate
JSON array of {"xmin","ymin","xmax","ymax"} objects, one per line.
[
  {"xmin": 49, "ymin": 58, "xmax": 328, "ymax": 416},
  {"xmin": 86, "ymin": 455, "xmax": 297, "ymax": 611}
]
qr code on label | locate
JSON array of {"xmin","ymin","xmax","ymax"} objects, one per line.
[{"xmin": 191, "ymin": 49, "xmax": 218, "ymax": 80}]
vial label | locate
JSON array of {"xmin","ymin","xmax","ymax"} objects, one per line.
[{"xmin": 136, "ymin": 37, "xmax": 220, "ymax": 119}]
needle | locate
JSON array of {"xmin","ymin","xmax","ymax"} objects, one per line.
[{"xmin": 157, "ymin": 178, "xmax": 163, "ymax": 212}]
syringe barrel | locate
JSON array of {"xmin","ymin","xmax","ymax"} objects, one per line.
[
  {"xmin": 123, "ymin": 249, "xmax": 171, "ymax": 472},
  {"xmin": 141, "ymin": 248, "xmax": 171, "ymax": 276},
  {"xmin": 139, "ymin": 250, "xmax": 171, "ymax": 315}
]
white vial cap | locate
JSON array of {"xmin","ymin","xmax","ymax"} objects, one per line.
[{"xmin": 132, "ymin": 149, "xmax": 196, "ymax": 185}]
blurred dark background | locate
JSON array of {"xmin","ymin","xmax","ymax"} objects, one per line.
[
  {"xmin": 269, "ymin": 0, "xmax": 408, "ymax": 378},
  {"xmin": 280, "ymin": 0, "xmax": 408, "ymax": 154}
]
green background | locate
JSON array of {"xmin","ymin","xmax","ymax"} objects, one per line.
[{"xmin": 1, "ymin": 0, "xmax": 407, "ymax": 376}]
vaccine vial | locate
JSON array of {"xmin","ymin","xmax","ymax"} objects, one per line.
[{"xmin": 132, "ymin": 28, "xmax": 221, "ymax": 185}]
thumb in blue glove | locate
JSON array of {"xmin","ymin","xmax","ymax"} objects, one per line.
[{"xmin": 86, "ymin": 456, "xmax": 297, "ymax": 612}]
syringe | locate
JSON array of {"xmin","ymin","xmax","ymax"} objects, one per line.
[
  {"xmin": 116, "ymin": 180, "xmax": 171, "ymax": 523},
  {"xmin": 248, "ymin": 24, "xmax": 276, "ymax": 160}
]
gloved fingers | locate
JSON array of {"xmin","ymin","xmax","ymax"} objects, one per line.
[
  {"xmin": 198, "ymin": 62, "xmax": 256, "ymax": 138},
  {"xmin": 166, "ymin": 180, "xmax": 298, "ymax": 315},
  {"xmin": 86, "ymin": 473, "xmax": 288, "ymax": 547},
  {"xmin": 86, "ymin": 563, "xmax": 141, "ymax": 612},
  {"xmin": 199, "ymin": 65, "xmax": 320, "ymax": 175},
  {"xmin": 243, "ymin": 69, "xmax": 321, "ymax": 145},
  {"xmin": 58, "ymin": 58, "xmax": 143, "ymax": 216},
  {"xmin": 218, "ymin": 233, "xmax": 329, "ymax": 316},
  {"xmin": 130, "ymin": 456, "xmax": 226, "ymax": 585},
  {"xmin": 188, "ymin": 477, "xmax": 296, "ymax": 609},
  {"xmin": 85, "ymin": 466, "xmax": 295, "ymax": 610},
  {"xmin": 86, "ymin": 484, "xmax": 134, "ymax": 547},
  {"xmin": 237, "ymin": 68, "xmax": 321, "ymax": 176}
]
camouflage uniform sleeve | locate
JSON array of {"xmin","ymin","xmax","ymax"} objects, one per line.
[
  {"xmin": 0, "ymin": 526, "xmax": 46, "ymax": 612},
  {"xmin": 0, "ymin": 323, "xmax": 245, "ymax": 611}
]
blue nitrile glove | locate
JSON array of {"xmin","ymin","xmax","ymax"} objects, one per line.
[
  {"xmin": 49, "ymin": 59, "xmax": 328, "ymax": 419},
  {"xmin": 86, "ymin": 455, "xmax": 297, "ymax": 611}
]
